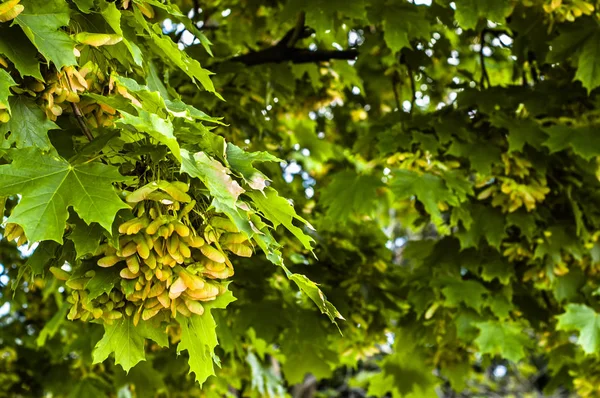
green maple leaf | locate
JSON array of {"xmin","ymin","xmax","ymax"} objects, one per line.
[
  {"xmin": 441, "ymin": 278, "xmax": 487, "ymax": 311},
  {"xmin": 546, "ymin": 20, "xmax": 596, "ymax": 63},
  {"xmin": 93, "ymin": 317, "xmax": 169, "ymax": 372},
  {"xmin": 489, "ymin": 114, "xmax": 547, "ymax": 152},
  {"xmin": 176, "ymin": 291, "xmax": 236, "ymax": 385},
  {"xmin": 289, "ymin": 273, "xmax": 344, "ymax": 324},
  {"xmin": 320, "ymin": 170, "xmax": 384, "ymax": 224},
  {"xmin": 68, "ymin": 216, "xmax": 105, "ymax": 258},
  {"xmin": 446, "ymin": 140, "xmax": 501, "ymax": 176},
  {"xmin": 84, "ymin": 267, "xmax": 121, "ymax": 302},
  {"xmin": 118, "ymin": 109, "xmax": 181, "ymax": 161},
  {"xmin": 226, "ymin": 143, "xmax": 281, "ymax": 191},
  {"xmin": 0, "ymin": 96, "xmax": 58, "ymax": 150},
  {"xmin": 380, "ymin": 4, "xmax": 431, "ymax": 52},
  {"xmin": 149, "ymin": 34, "xmax": 217, "ymax": 96},
  {"xmin": 180, "ymin": 149, "xmax": 245, "ymax": 209},
  {"xmin": 575, "ymin": 31, "xmax": 600, "ymax": 93},
  {"xmin": 389, "ymin": 169, "xmax": 456, "ymax": 230},
  {"xmin": 0, "ymin": 69, "xmax": 16, "ymax": 113},
  {"xmin": 543, "ymin": 125, "xmax": 600, "ymax": 160},
  {"xmin": 0, "ymin": 149, "xmax": 128, "ymax": 243},
  {"xmin": 453, "ymin": 0, "xmax": 512, "ymax": 30},
  {"xmin": 474, "ymin": 320, "xmax": 529, "ymax": 362},
  {"xmin": 456, "ymin": 204, "xmax": 506, "ymax": 250},
  {"xmin": 36, "ymin": 302, "xmax": 69, "ymax": 346},
  {"xmin": 480, "ymin": 256, "xmax": 512, "ymax": 285},
  {"xmin": 556, "ymin": 304, "xmax": 600, "ymax": 354},
  {"xmin": 247, "ymin": 188, "xmax": 315, "ymax": 251},
  {"xmin": 14, "ymin": 0, "xmax": 77, "ymax": 69},
  {"xmin": 0, "ymin": 25, "xmax": 43, "ymax": 79}
]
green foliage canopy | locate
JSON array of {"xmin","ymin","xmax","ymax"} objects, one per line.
[{"xmin": 3, "ymin": 0, "xmax": 600, "ymax": 397}]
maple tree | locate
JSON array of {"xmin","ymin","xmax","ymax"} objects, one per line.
[{"xmin": 3, "ymin": 0, "xmax": 600, "ymax": 396}]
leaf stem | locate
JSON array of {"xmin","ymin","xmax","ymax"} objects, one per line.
[{"xmin": 479, "ymin": 30, "xmax": 491, "ymax": 89}]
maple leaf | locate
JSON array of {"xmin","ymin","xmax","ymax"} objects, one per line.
[
  {"xmin": 543, "ymin": 125, "xmax": 600, "ymax": 160},
  {"xmin": 14, "ymin": 0, "xmax": 77, "ymax": 69},
  {"xmin": 320, "ymin": 170, "xmax": 384, "ymax": 224},
  {"xmin": 379, "ymin": 3, "xmax": 431, "ymax": 52},
  {"xmin": 0, "ymin": 96, "xmax": 58, "ymax": 150},
  {"xmin": 0, "ymin": 149, "xmax": 128, "ymax": 243},
  {"xmin": 389, "ymin": 169, "xmax": 457, "ymax": 230},
  {"xmin": 247, "ymin": 188, "xmax": 315, "ymax": 251},
  {"xmin": 176, "ymin": 291, "xmax": 236, "ymax": 385},
  {"xmin": 441, "ymin": 278, "xmax": 488, "ymax": 312},
  {"xmin": 93, "ymin": 318, "xmax": 168, "ymax": 372},
  {"xmin": 456, "ymin": 203, "xmax": 506, "ymax": 250},
  {"xmin": 226, "ymin": 143, "xmax": 281, "ymax": 191},
  {"xmin": 453, "ymin": 0, "xmax": 512, "ymax": 30},
  {"xmin": 556, "ymin": 304, "xmax": 600, "ymax": 354},
  {"xmin": 474, "ymin": 320, "xmax": 530, "ymax": 362},
  {"xmin": 180, "ymin": 149, "xmax": 245, "ymax": 209},
  {"xmin": 118, "ymin": 109, "xmax": 180, "ymax": 161},
  {"xmin": 0, "ymin": 69, "xmax": 16, "ymax": 113},
  {"xmin": 574, "ymin": 31, "xmax": 600, "ymax": 94},
  {"xmin": 0, "ymin": 25, "xmax": 43, "ymax": 79},
  {"xmin": 289, "ymin": 273, "xmax": 344, "ymax": 324}
]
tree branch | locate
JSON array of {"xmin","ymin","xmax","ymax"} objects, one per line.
[
  {"xmin": 70, "ymin": 103, "xmax": 93, "ymax": 142},
  {"xmin": 222, "ymin": 16, "xmax": 356, "ymax": 67},
  {"xmin": 228, "ymin": 47, "xmax": 358, "ymax": 66},
  {"xmin": 479, "ymin": 30, "xmax": 491, "ymax": 89},
  {"xmin": 408, "ymin": 65, "xmax": 416, "ymax": 114}
]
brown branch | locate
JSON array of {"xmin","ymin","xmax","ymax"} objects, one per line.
[
  {"xmin": 228, "ymin": 47, "xmax": 358, "ymax": 66},
  {"xmin": 70, "ymin": 103, "xmax": 93, "ymax": 142}
]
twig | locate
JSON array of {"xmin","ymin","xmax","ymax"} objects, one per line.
[
  {"xmin": 227, "ymin": 47, "xmax": 358, "ymax": 66},
  {"xmin": 286, "ymin": 12, "xmax": 306, "ymax": 47},
  {"xmin": 407, "ymin": 65, "xmax": 416, "ymax": 114},
  {"xmin": 70, "ymin": 103, "xmax": 93, "ymax": 142},
  {"xmin": 392, "ymin": 72, "xmax": 401, "ymax": 111},
  {"xmin": 479, "ymin": 30, "xmax": 491, "ymax": 89}
]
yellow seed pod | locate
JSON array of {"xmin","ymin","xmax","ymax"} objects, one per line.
[
  {"xmin": 98, "ymin": 255, "xmax": 121, "ymax": 268},
  {"xmin": 179, "ymin": 269, "xmax": 205, "ymax": 290},
  {"xmin": 157, "ymin": 291, "xmax": 171, "ymax": 308},
  {"xmin": 220, "ymin": 233, "xmax": 248, "ymax": 245},
  {"xmin": 185, "ymin": 284, "xmax": 220, "ymax": 301},
  {"xmin": 121, "ymin": 241, "xmax": 138, "ymax": 257},
  {"xmin": 184, "ymin": 299, "xmax": 204, "ymax": 315},
  {"xmin": 148, "ymin": 282, "xmax": 165, "ymax": 298},
  {"xmin": 0, "ymin": 4, "xmax": 24, "ymax": 23},
  {"xmin": 186, "ymin": 235, "xmax": 205, "ymax": 248},
  {"xmin": 201, "ymin": 245, "xmax": 226, "ymax": 263},
  {"xmin": 146, "ymin": 215, "xmax": 169, "ymax": 235},
  {"xmin": 120, "ymin": 268, "xmax": 139, "ymax": 279},
  {"xmin": 179, "ymin": 241, "xmax": 191, "ymax": 258},
  {"xmin": 144, "ymin": 251, "xmax": 157, "ymax": 269},
  {"xmin": 174, "ymin": 221, "xmax": 190, "ymax": 237},
  {"xmin": 226, "ymin": 243, "xmax": 253, "ymax": 258},
  {"xmin": 167, "ymin": 234, "xmax": 180, "ymax": 256},
  {"xmin": 126, "ymin": 255, "xmax": 140, "ymax": 274},
  {"xmin": 49, "ymin": 266, "xmax": 71, "ymax": 281}
]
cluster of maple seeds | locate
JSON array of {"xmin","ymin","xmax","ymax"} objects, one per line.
[{"xmin": 62, "ymin": 180, "xmax": 252, "ymax": 325}]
